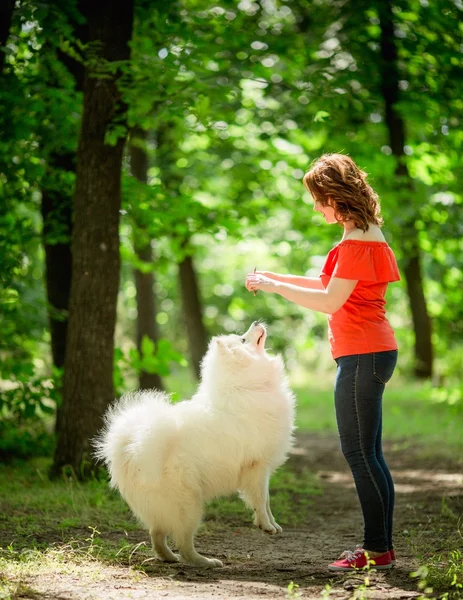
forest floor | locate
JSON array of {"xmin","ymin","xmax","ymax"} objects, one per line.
[{"xmin": 1, "ymin": 432, "xmax": 462, "ymax": 600}]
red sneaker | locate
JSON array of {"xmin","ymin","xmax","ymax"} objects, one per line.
[
  {"xmin": 351, "ymin": 544, "xmax": 396, "ymax": 566},
  {"xmin": 353, "ymin": 544, "xmax": 396, "ymax": 566},
  {"xmin": 328, "ymin": 548, "xmax": 392, "ymax": 571}
]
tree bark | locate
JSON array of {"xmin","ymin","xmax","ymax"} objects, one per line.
[
  {"xmin": 178, "ymin": 253, "xmax": 208, "ymax": 380},
  {"xmin": 378, "ymin": 1, "xmax": 433, "ymax": 378},
  {"xmin": 52, "ymin": 0, "xmax": 134, "ymax": 477},
  {"xmin": 129, "ymin": 128, "xmax": 164, "ymax": 391}
]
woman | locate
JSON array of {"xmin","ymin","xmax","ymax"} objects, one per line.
[{"xmin": 245, "ymin": 153, "xmax": 400, "ymax": 571}]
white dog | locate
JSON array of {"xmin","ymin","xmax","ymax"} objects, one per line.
[{"xmin": 94, "ymin": 322, "xmax": 295, "ymax": 567}]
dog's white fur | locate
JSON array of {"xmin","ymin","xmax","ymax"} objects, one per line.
[{"xmin": 94, "ymin": 322, "xmax": 295, "ymax": 567}]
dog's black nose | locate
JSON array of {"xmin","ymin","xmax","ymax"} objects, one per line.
[{"xmin": 252, "ymin": 321, "xmax": 258, "ymax": 326}]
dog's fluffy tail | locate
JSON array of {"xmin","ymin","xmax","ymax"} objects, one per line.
[{"xmin": 93, "ymin": 390, "xmax": 176, "ymax": 489}]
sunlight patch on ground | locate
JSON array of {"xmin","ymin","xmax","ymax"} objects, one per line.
[
  {"xmin": 317, "ymin": 471, "xmax": 355, "ymax": 488},
  {"xmin": 0, "ymin": 546, "xmax": 177, "ymax": 600},
  {"xmin": 316, "ymin": 469, "xmax": 463, "ymax": 494},
  {"xmin": 398, "ymin": 469, "xmax": 463, "ymax": 485}
]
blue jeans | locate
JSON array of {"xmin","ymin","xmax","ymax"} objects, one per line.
[{"xmin": 334, "ymin": 350, "xmax": 398, "ymax": 553}]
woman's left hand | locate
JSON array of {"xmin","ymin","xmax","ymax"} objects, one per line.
[{"xmin": 245, "ymin": 272, "xmax": 278, "ymax": 294}]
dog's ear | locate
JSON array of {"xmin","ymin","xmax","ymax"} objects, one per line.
[{"xmin": 214, "ymin": 338, "xmax": 230, "ymax": 354}]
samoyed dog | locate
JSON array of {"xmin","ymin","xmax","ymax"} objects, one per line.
[{"xmin": 94, "ymin": 321, "xmax": 295, "ymax": 568}]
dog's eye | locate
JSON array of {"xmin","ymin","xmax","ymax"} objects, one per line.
[{"xmin": 241, "ymin": 338, "xmax": 246, "ymax": 344}]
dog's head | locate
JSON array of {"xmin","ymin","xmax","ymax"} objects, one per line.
[
  {"xmin": 200, "ymin": 322, "xmax": 284, "ymax": 386},
  {"xmin": 214, "ymin": 321, "xmax": 267, "ymax": 361}
]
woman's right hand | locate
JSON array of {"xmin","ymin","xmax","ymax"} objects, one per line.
[
  {"xmin": 245, "ymin": 271, "xmax": 282, "ymax": 291},
  {"xmin": 254, "ymin": 270, "xmax": 279, "ymax": 280}
]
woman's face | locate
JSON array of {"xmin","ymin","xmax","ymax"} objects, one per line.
[{"xmin": 313, "ymin": 197, "xmax": 339, "ymax": 224}]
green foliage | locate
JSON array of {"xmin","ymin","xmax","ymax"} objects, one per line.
[
  {"xmin": 0, "ymin": 368, "xmax": 58, "ymax": 421},
  {"xmin": 113, "ymin": 337, "xmax": 188, "ymax": 395},
  {"xmin": 411, "ymin": 551, "xmax": 463, "ymax": 600},
  {"xmin": 1, "ymin": 0, "xmax": 463, "ymax": 459},
  {"xmin": 0, "ymin": 420, "xmax": 54, "ymax": 463},
  {"xmin": 0, "ymin": 365, "xmax": 59, "ymax": 460},
  {"xmin": 138, "ymin": 336, "xmax": 187, "ymax": 376},
  {"xmin": 286, "ymin": 581, "xmax": 302, "ymax": 599},
  {"xmin": 0, "ymin": 0, "xmax": 81, "ymax": 453},
  {"xmin": 411, "ymin": 548, "xmax": 463, "ymax": 599}
]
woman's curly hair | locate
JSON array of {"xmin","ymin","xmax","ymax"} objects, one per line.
[{"xmin": 303, "ymin": 153, "xmax": 383, "ymax": 232}]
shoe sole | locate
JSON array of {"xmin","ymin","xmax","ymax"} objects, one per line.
[{"xmin": 328, "ymin": 564, "xmax": 393, "ymax": 572}]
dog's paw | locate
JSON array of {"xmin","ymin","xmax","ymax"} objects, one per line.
[
  {"xmin": 162, "ymin": 553, "xmax": 181, "ymax": 562},
  {"xmin": 186, "ymin": 556, "xmax": 223, "ymax": 568},
  {"xmin": 262, "ymin": 525, "xmax": 278, "ymax": 535},
  {"xmin": 254, "ymin": 519, "xmax": 278, "ymax": 534},
  {"xmin": 207, "ymin": 558, "xmax": 224, "ymax": 568},
  {"xmin": 271, "ymin": 521, "xmax": 283, "ymax": 534}
]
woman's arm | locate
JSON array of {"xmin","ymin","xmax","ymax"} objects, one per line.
[
  {"xmin": 246, "ymin": 274, "xmax": 358, "ymax": 314},
  {"xmin": 256, "ymin": 271, "xmax": 325, "ymax": 290}
]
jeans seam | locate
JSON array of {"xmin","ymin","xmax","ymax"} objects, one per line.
[
  {"xmin": 373, "ymin": 353, "xmax": 385, "ymax": 384},
  {"xmin": 353, "ymin": 354, "xmax": 387, "ymax": 551}
]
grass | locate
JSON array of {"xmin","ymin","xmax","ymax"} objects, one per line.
[
  {"xmin": 0, "ymin": 459, "xmax": 138, "ymax": 541},
  {"xmin": 419, "ymin": 549, "xmax": 463, "ymax": 599},
  {"xmin": 408, "ymin": 498, "xmax": 463, "ymax": 600},
  {"xmin": 205, "ymin": 467, "xmax": 321, "ymax": 529}
]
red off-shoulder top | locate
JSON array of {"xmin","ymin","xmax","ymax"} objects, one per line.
[{"xmin": 319, "ymin": 240, "xmax": 401, "ymax": 359}]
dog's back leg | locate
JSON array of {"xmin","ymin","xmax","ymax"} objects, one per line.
[
  {"xmin": 265, "ymin": 493, "xmax": 282, "ymax": 532},
  {"xmin": 150, "ymin": 529, "xmax": 179, "ymax": 562}
]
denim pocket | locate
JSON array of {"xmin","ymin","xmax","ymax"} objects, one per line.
[{"xmin": 373, "ymin": 351, "xmax": 398, "ymax": 384}]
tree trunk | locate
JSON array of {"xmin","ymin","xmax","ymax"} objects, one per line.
[
  {"xmin": 52, "ymin": 0, "xmax": 134, "ymax": 477},
  {"xmin": 378, "ymin": 1, "xmax": 433, "ymax": 378},
  {"xmin": 129, "ymin": 128, "xmax": 164, "ymax": 391},
  {"xmin": 0, "ymin": 0, "xmax": 14, "ymax": 73},
  {"xmin": 178, "ymin": 254, "xmax": 208, "ymax": 380}
]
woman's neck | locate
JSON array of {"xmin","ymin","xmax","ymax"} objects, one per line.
[{"xmin": 341, "ymin": 221, "xmax": 357, "ymax": 240}]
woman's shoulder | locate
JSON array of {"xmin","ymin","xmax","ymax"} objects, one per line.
[{"xmin": 322, "ymin": 227, "xmax": 400, "ymax": 283}]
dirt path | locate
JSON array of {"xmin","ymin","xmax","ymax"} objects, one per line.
[{"xmin": 14, "ymin": 434, "xmax": 463, "ymax": 599}]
